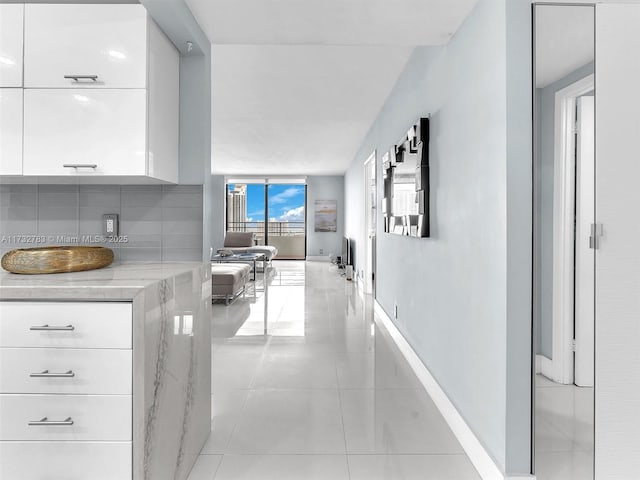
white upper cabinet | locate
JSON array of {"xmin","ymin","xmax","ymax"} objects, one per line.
[
  {"xmin": 0, "ymin": 89, "xmax": 23, "ymax": 175},
  {"xmin": 23, "ymin": 89, "xmax": 147, "ymax": 176},
  {"xmin": 0, "ymin": 5, "xmax": 24, "ymax": 87},
  {"xmin": 17, "ymin": 3, "xmax": 180, "ymax": 183},
  {"xmin": 24, "ymin": 4, "xmax": 147, "ymax": 89}
]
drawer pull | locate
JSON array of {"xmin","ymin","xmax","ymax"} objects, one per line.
[
  {"xmin": 30, "ymin": 370, "xmax": 75, "ymax": 378},
  {"xmin": 28, "ymin": 417, "xmax": 74, "ymax": 427},
  {"xmin": 63, "ymin": 74, "xmax": 98, "ymax": 82},
  {"xmin": 29, "ymin": 324, "xmax": 75, "ymax": 331}
]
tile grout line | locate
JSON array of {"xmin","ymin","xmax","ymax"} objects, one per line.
[
  {"xmin": 217, "ymin": 389, "xmax": 251, "ymax": 456},
  {"xmin": 331, "ymin": 288, "xmax": 353, "ymax": 479}
]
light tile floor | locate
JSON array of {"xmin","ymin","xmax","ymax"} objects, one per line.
[
  {"xmin": 188, "ymin": 260, "xmax": 481, "ymax": 480},
  {"xmin": 535, "ymin": 374, "xmax": 594, "ymax": 480}
]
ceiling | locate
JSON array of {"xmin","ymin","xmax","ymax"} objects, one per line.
[
  {"xmin": 184, "ymin": 0, "xmax": 480, "ymax": 175},
  {"xmin": 535, "ymin": 5, "xmax": 594, "ymax": 88},
  {"xmin": 210, "ymin": 45, "xmax": 413, "ymax": 175},
  {"xmin": 185, "ymin": 0, "xmax": 479, "ymax": 46}
]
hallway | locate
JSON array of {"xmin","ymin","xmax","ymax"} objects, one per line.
[{"xmin": 188, "ymin": 261, "xmax": 480, "ymax": 479}]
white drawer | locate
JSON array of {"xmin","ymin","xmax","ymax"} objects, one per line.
[
  {"xmin": 0, "ymin": 441, "xmax": 132, "ymax": 480},
  {"xmin": 0, "ymin": 348, "xmax": 132, "ymax": 394},
  {"xmin": 0, "ymin": 394, "xmax": 131, "ymax": 441},
  {"xmin": 0, "ymin": 302, "xmax": 132, "ymax": 348}
]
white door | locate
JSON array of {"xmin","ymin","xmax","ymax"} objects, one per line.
[
  {"xmin": 0, "ymin": 89, "xmax": 22, "ymax": 175},
  {"xmin": 24, "ymin": 4, "xmax": 147, "ymax": 89},
  {"xmin": 23, "ymin": 89, "xmax": 147, "ymax": 176},
  {"xmin": 0, "ymin": 5, "xmax": 23, "ymax": 87},
  {"xmin": 574, "ymin": 96, "xmax": 594, "ymax": 388},
  {"xmin": 364, "ymin": 152, "xmax": 376, "ymax": 295},
  {"xmin": 595, "ymin": 4, "xmax": 640, "ymax": 478}
]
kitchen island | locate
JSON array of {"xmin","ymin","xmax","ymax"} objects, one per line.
[{"xmin": 0, "ymin": 262, "xmax": 211, "ymax": 480}]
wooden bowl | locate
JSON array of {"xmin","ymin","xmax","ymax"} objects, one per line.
[{"xmin": 1, "ymin": 246, "xmax": 114, "ymax": 274}]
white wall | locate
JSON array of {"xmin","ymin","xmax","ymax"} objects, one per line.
[
  {"xmin": 345, "ymin": 0, "xmax": 531, "ymax": 474},
  {"xmin": 306, "ymin": 176, "xmax": 344, "ymax": 258}
]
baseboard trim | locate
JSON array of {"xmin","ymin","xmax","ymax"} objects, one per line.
[
  {"xmin": 305, "ymin": 256, "xmax": 330, "ymax": 262},
  {"xmin": 536, "ymin": 354, "xmax": 553, "ymax": 379},
  {"xmin": 373, "ymin": 301, "xmax": 507, "ymax": 480}
]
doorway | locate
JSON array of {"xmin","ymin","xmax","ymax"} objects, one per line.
[
  {"xmin": 542, "ymin": 76, "xmax": 595, "ymax": 387},
  {"xmin": 533, "ymin": 4, "xmax": 595, "ymax": 479},
  {"xmin": 363, "ymin": 151, "xmax": 376, "ymax": 296}
]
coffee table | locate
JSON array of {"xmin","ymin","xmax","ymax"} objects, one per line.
[{"xmin": 211, "ymin": 252, "xmax": 265, "ymax": 281}]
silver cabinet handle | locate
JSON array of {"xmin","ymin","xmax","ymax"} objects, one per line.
[
  {"xmin": 63, "ymin": 164, "xmax": 97, "ymax": 169},
  {"xmin": 64, "ymin": 75, "xmax": 98, "ymax": 82},
  {"xmin": 28, "ymin": 417, "xmax": 74, "ymax": 426},
  {"xmin": 30, "ymin": 370, "xmax": 75, "ymax": 378},
  {"xmin": 30, "ymin": 324, "xmax": 75, "ymax": 331}
]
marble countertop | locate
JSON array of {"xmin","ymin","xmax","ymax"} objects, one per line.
[{"xmin": 0, "ymin": 262, "xmax": 207, "ymax": 300}]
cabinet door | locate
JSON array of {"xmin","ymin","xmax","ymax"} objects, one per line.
[
  {"xmin": 595, "ymin": 4, "xmax": 640, "ymax": 478},
  {"xmin": 24, "ymin": 4, "xmax": 147, "ymax": 89},
  {"xmin": 0, "ymin": 89, "xmax": 22, "ymax": 175},
  {"xmin": 0, "ymin": 5, "xmax": 23, "ymax": 87},
  {"xmin": 23, "ymin": 89, "xmax": 147, "ymax": 176}
]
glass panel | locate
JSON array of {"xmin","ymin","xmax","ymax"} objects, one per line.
[
  {"xmin": 533, "ymin": 5, "xmax": 594, "ymax": 479},
  {"xmin": 226, "ymin": 183, "xmax": 266, "ymax": 246},
  {"xmin": 267, "ymin": 184, "xmax": 306, "ymax": 260}
]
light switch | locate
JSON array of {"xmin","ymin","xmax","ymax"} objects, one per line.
[{"xmin": 103, "ymin": 214, "xmax": 119, "ymax": 236}]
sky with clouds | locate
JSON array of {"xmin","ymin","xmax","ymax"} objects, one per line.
[{"xmin": 233, "ymin": 184, "xmax": 306, "ymax": 223}]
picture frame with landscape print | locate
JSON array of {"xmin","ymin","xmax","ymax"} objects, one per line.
[{"xmin": 314, "ymin": 200, "xmax": 337, "ymax": 232}]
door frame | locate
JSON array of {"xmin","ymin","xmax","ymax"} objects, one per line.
[
  {"xmin": 363, "ymin": 151, "xmax": 376, "ymax": 295},
  {"xmin": 574, "ymin": 95, "xmax": 594, "ymax": 387},
  {"xmin": 547, "ymin": 74, "xmax": 594, "ymax": 384}
]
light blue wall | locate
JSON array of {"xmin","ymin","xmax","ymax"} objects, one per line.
[
  {"xmin": 306, "ymin": 176, "xmax": 344, "ymax": 258},
  {"xmin": 504, "ymin": 0, "xmax": 533, "ymax": 469},
  {"xmin": 534, "ymin": 62, "xmax": 594, "ymax": 358},
  {"xmin": 345, "ymin": 0, "xmax": 531, "ymax": 473}
]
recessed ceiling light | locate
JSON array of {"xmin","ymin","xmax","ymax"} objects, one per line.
[{"xmin": 0, "ymin": 56, "xmax": 16, "ymax": 66}]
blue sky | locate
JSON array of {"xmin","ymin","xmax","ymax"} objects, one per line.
[{"xmin": 231, "ymin": 184, "xmax": 306, "ymax": 223}]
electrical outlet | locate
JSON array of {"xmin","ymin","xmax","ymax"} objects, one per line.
[
  {"xmin": 319, "ymin": 248, "xmax": 324, "ymax": 255},
  {"xmin": 394, "ymin": 302, "xmax": 398, "ymax": 319},
  {"xmin": 103, "ymin": 214, "xmax": 119, "ymax": 236}
]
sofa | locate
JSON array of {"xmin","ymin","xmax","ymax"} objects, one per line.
[{"xmin": 222, "ymin": 232, "xmax": 278, "ymax": 262}]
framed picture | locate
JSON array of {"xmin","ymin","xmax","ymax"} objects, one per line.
[{"xmin": 314, "ymin": 200, "xmax": 337, "ymax": 232}]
